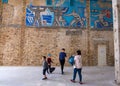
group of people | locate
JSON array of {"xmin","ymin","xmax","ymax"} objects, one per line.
[{"xmin": 42, "ymin": 48, "xmax": 83, "ymax": 84}]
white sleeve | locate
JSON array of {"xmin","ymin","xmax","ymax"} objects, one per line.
[{"xmin": 74, "ymin": 56, "xmax": 76, "ymax": 61}]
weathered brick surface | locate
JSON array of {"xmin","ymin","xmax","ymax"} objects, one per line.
[
  {"xmin": 0, "ymin": 0, "xmax": 114, "ymax": 66},
  {"xmin": 89, "ymin": 31, "xmax": 114, "ymax": 66},
  {"xmin": 0, "ymin": 27, "xmax": 21, "ymax": 66}
]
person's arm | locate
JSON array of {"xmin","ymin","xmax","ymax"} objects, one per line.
[
  {"xmin": 50, "ymin": 58, "xmax": 53, "ymax": 63},
  {"xmin": 65, "ymin": 53, "xmax": 67, "ymax": 57},
  {"xmin": 74, "ymin": 56, "xmax": 77, "ymax": 67}
]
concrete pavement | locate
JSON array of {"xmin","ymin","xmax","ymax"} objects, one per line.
[{"xmin": 0, "ymin": 66, "xmax": 118, "ymax": 86}]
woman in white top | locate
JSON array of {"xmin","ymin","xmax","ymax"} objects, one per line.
[{"xmin": 71, "ymin": 50, "xmax": 83, "ymax": 84}]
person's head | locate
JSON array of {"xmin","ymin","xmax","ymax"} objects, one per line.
[
  {"xmin": 42, "ymin": 56, "xmax": 46, "ymax": 60},
  {"xmin": 62, "ymin": 48, "xmax": 65, "ymax": 52},
  {"xmin": 48, "ymin": 53, "xmax": 51, "ymax": 57},
  {"xmin": 77, "ymin": 50, "xmax": 81, "ymax": 55}
]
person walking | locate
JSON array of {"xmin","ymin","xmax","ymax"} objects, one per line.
[
  {"xmin": 70, "ymin": 50, "xmax": 83, "ymax": 84},
  {"xmin": 42, "ymin": 56, "xmax": 48, "ymax": 80},
  {"xmin": 59, "ymin": 48, "xmax": 67, "ymax": 74}
]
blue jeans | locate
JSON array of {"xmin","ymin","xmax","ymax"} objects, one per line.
[{"xmin": 73, "ymin": 68, "xmax": 82, "ymax": 82}]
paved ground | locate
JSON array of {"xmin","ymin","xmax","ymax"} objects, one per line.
[{"xmin": 0, "ymin": 66, "xmax": 119, "ymax": 86}]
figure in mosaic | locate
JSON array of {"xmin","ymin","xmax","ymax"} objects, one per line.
[
  {"xmin": 65, "ymin": 10, "xmax": 85, "ymax": 27},
  {"xmin": 50, "ymin": 7, "xmax": 68, "ymax": 26},
  {"xmin": 27, "ymin": 5, "xmax": 45, "ymax": 27},
  {"xmin": 94, "ymin": 11, "xmax": 109, "ymax": 28}
]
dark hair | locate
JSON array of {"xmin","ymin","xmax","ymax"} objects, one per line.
[
  {"xmin": 62, "ymin": 48, "xmax": 65, "ymax": 51},
  {"xmin": 43, "ymin": 56, "xmax": 46, "ymax": 59},
  {"xmin": 77, "ymin": 50, "xmax": 81, "ymax": 55}
]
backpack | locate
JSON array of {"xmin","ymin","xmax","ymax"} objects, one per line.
[{"xmin": 68, "ymin": 56, "xmax": 74, "ymax": 66}]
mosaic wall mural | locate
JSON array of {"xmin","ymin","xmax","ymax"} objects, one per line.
[
  {"xmin": 26, "ymin": 0, "xmax": 87, "ymax": 28},
  {"xmin": 90, "ymin": 0, "xmax": 113, "ymax": 29},
  {"xmin": 2, "ymin": 0, "xmax": 8, "ymax": 3}
]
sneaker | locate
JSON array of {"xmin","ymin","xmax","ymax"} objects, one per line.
[
  {"xmin": 79, "ymin": 82, "xmax": 83, "ymax": 84},
  {"xmin": 42, "ymin": 77, "xmax": 47, "ymax": 80},
  {"xmin": 70, "ymin": 79, "xmax": 75, "ymax": 83},
  {"xmin": 62, "ymin": 71, "xmax": 64, "ymax": 75}
]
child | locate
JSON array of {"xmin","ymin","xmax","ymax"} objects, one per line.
[
  {"xmin": 47, "ymin": 54, "xmax": 53, "ymax": 73},
  {"xmin": 42, "ymin": 56, "xmax": 48, "ymax": 80}
]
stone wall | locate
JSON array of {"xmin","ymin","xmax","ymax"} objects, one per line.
[{"xmin": 0, "ymin": 0, "xmax": 114, "ymax": 66}]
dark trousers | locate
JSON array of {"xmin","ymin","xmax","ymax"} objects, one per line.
[
  {"xmin": 48, "ymin": 65, "xmax": 51, "ymax": 73},
  {"xmin": 73, "ymin": 68, "xmax": 82, "ymax": 82},
  {"xmin": 43, "ymin": 68, "xmax": 47, "ymax": 75},
  {"xmin": 59, "ymin": 59, "xmax": 65, "ymax": 73}
]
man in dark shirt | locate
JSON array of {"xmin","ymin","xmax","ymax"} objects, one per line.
[{"xmin": 59, "ymin": 48, "xmax": 67, "ymax": 74}]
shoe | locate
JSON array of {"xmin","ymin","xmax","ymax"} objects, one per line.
[
  {"xmin": 42, "ymin": 77, "xmax": 47, "ymax": 80},
  {"xmin": 79, "ymin": 82, "xmax": 83, "ymax": 84},
  {"xmin": 62, "ymin": 71, "xmax": 64, "ymax": 74},
  {"xmin": 70, "ymin": 79, "xmax": 75, "ymax": 83}
]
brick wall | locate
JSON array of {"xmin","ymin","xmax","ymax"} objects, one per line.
[{"xmin": 0, "ymin": 0, "xmax": 114, "ymax": 66}]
